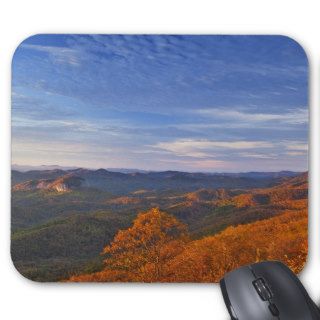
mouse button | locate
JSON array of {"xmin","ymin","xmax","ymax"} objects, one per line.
[
  {"xmin": 253, "ymin": 278, "xmax": 273, "ymax": 301},
  {"xmin": 224, "ymin": 268, "xmax": 272, "ymax": 319}
]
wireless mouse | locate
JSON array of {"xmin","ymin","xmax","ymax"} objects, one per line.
[{"xmin": 220, "ymin": 261, "xmax": 320, "ymax": 320}]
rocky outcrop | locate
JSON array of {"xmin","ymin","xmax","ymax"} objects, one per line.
[{"xmin": 12, "ymin": 174, "xmax": 83, "ymax": 193}]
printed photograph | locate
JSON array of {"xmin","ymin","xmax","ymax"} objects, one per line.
[{"xmin": 11, "ymin": 35, "xmax": 308, "ymax": 282}]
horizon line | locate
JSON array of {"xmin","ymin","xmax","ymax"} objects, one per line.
[{"xmin": 11, "ymin": 163, "xmax": 307, "ymax": 174}]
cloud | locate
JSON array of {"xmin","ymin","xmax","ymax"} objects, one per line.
[
  {"xmin": 285, "ymin": 142, "xmax": 308, "ymax": 151},
  {"xmin": 21, "ymin": 44, "xmax": 82, "ymax": 66},
  {"xmin": 16, "ymin": 36, "xmax": 308, "ymax": 114},
  {"xmin": 196, "ymin": 107, "xmax": 308, "ymax": 125},
  {"xmin": 191, "ymin": 159, "xmax": 231, "ymax": 170},
  {"xmin": 154, "ymin": 139, "xmax": 274, "ymax": 158},
  {"xmin": 238, "ymin": 152, "xmax": 278, "ymax": 159},
  {"xmin": 286, "ymin": 151, "xmax": 306, "ymax": 156}
]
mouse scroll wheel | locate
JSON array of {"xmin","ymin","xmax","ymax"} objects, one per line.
[{"xmin": 253, "ymin": 278, "xmax": 273, "ymax": 301}]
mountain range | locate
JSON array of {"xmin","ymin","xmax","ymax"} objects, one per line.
[
  {"xmin": 11, "ymin": 168, "xmax": 307, "ymax": 282},
  {"xmin": 12, "ymin": 168, "xmax": 300, "ymax": 194}
]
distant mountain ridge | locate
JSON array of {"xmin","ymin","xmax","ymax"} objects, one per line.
[
  {"xmin": 12, "ymin": 164, "xmax": 80, "ymax": 172},
  {"xmin": 12, "ymin": 164, "xmax": 300, "ymax": 176},
  {"xmin": 12, "ymin": 164, "xmax": 149, "ymax": 174},
  {"xmin": 12, "ymin": 168, "xmax": 303, "ymax": 194}
]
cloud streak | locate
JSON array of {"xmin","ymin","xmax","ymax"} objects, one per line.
[
  {"xmin": 21, "ymin": 43, "xmax": 82, "ymax": 66},
  {"xmin": 196, "ymin": 107, "xmax": 308, "ymax": 125},
  {"xmin": 11, "ymin": 35, "xmax": 308, "ymax": 172},
  {"xmin": 154, "ymin": 139, "xmax": 275, "ymax": 159}
]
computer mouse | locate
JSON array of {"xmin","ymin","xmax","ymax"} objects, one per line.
[{"xmin": 220, "ymin": 261, "xmax": 320, "ymax": 320}]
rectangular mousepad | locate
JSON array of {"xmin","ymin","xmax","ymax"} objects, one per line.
[{"xmin": 11, "ymin": 35, "xmax": 308, "ymax": 282}]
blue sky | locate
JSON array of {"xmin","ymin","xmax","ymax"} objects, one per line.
[{"xmin": 12, "ymin": 35, "xmax": 308, "ymax": 172}]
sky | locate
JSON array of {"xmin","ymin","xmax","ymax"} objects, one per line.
[{"xmin": 12, "ymin": 35, "xmax": 308, "ymax": 172}]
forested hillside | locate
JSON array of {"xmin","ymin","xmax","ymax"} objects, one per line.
[
  {"xmin": 11, "ymin": 169, "xmax": 308, "ymax": 282},
  {"xmin": 69, "ymin": 207, "xmax": 307, "ymax": 282}
]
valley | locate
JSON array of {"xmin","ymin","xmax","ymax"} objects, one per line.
[{"xmin": 11, "ymin": 169, "xmax": 308, "ymax": 282}]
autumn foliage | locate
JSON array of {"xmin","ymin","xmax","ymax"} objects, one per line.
[
  {"xmin": 165, "ymin": 208, "xmax": 307, "ymax": 282},
  {"xmin": 69, "ymin": 204, "xmax": 307, "ymax": 282}
]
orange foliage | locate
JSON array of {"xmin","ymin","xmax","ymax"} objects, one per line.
[
  {"xmin": 69, "ymin": 204, "xmax": 307, "ymax": 282},
  {"xmin": 71, "ymin": 208, "xmax": 189, "ymax": 282},
  {"xmin": 106, "ymin": 196, "xmax": 140, "ymax": 205},
  {"xmin": 165, "ymin": 209, "xmax": 307, "ymax": 282},
  {"xmin": 232, "ymin": 194, "xmax": 257, "ymax": 208}
]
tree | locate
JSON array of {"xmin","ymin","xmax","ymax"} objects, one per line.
[{"xmin": 101, "ymin": 207, "xmax": 189, "ymax": 282}]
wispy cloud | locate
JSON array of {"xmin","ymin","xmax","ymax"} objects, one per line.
[
  {"xmin": 21, "ymin": 43, "xmax": 82, "ymax": 66},
  {"xmin": 196, "ymin": 107, "xmax": 308, "ymax": 125},
  {"xmin": 286, "ymin": 151, "xmax": 306, "ymax": 156},
  {"xmin": 238, "ymin": 152, "xmax": 278, "ymax": 159},
  {"xmin": 154, "ymin": 139, "xmax": 274, "ymax": 158},
  {"xmin": 285, "ymin": 142, "xmax": 308, "ymax": 151}
]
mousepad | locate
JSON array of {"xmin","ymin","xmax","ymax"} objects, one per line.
[{"xmin": 11, "ymin": 35, "xmax": 308, "ymax": 282}]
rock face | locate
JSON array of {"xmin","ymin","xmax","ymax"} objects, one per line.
[
  {"xmin": 46, "ymin": 174, "xmax": 83, "ymax": 192},
  {"xmin": 12, "ymin": 174, "xmax": 83, "ymax": 192},
  {"xmin": 12, "ymin": 180, "xmax": 43, "ymax": 191}
]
